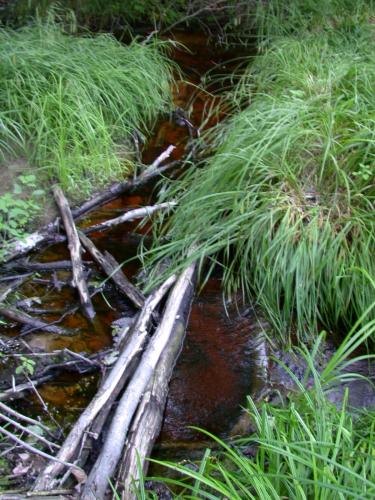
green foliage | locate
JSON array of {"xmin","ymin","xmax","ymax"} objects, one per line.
[
  {"xmin": 143, "ymin": 24, "xmax": 375, "ymax": 342},
  {"xmin": 0, "ymin": 174, "xmax": 43, "ymax": 243},
  {"xmin": 0, "ymin": 13, "xmax": 174, "ymax": 196},
  {"xmin": 141, "ymin": 321, "xmax": 375, "ymax": 499},
  {"xmin": 15, "ymin": 355, "xmax": 36, "ymax": 376},
  {"xmin": 255, "ymin": 0, "xmax": 375, "ymax": 42}
]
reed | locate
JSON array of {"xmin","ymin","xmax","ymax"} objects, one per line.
[
  {"xmin": 0, "ymin": 14, "xmax": 174, "ymax": 196},
  {"xmin": 144, "ymin": 28, "xmax": 375, "ymax": 341}
]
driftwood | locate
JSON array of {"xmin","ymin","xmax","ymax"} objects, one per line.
[
  {"xmin": 81, "ymin": 262, "xmax": 196, "ymax": 500},
  {"xmin": 53, "ymin": 186, "xmax": 95, "ymax": 320},
  {"xmin": 78, "ymin": 231, "xmax": 145, "ymax": 309},
  {"xmin": 0, "ymin": 145, "xmax": 177, "ymax": 264},
  {"xmin": 83, "ymin": 202, "xmax": 176, "ymax": 236},
  {"xmin": 33, "ymin": 275, "xmax": 176, "ymax": 492},
  {"xmin": 116, "ymin": 267, "xmax": 196, "ymax": 499},
  {"xmin": 0, "ymin": 306, "xmax": 71, "ymax": 336}
]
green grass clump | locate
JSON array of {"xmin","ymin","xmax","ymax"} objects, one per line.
[
  {"xmin": 143, "ymin": 320, "xmax": 375, "ymax": 499},
  {"xmin": 255, "ymin": 0, "xmax": 375, "ymax": 41},
  {"xmin": 0, "ymin": 16, "xmax": 174, "ymax": 196},
  {"xmin": 144, "ymin": 30, "xmax": 375, "ymax": 341}
]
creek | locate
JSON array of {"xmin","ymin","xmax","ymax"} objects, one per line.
[{"xmin": 0, "ymin": 30, "xmax": 263, "ymax": 480}]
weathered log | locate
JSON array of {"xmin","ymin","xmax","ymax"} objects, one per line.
[
  {"xmin": 33, "ymin": 275, "xmax": 176, "ymax": 492},
  {"xmin": 81, "ymin": 262, "xmax": 196, "ymax": 500},
  {"xmin": 116, "ymin": 268, "xmax": 196, "ymax": 499},
  {"xmin": 78, "ymin": 231, "xmax": 145, "ymax": 309},
  {"xmin": 83, "ymin": 202, "xmax": 176, "ymax": 236},
  {"xmin": 0, "ymin": 306, "xmax": 71, "ymax": 336},
  {"xmin": 53, "ymin": 186, "xmax": 95, "ymax": 320},
  {"xmin": 0, "ymin": 147, "xmax": 178, "ymax": 264}
]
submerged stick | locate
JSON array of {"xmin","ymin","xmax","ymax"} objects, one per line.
[
  {"xmin": 83, "ymin": 202, "xmax": 176, "ymax": 236},
  {"xmin": 0, "ymin": 306, "xmax": 71, "ymax": 336},
  {"xmin": 33, "ymin": 275, "xmax": 176, "ymax": 492},
  {"xmin": 78, "ymin": 231, "xmax": 145, "ymax": 309},
  {"xmin": 53, "ymin": 186, "xmax": 95, "ymax": 320},
  {"xmin": 81, "ymin": 262, "xmax": 196, "ymax": 500}
]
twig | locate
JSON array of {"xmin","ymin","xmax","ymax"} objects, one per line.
[
  {"xmin": 0, "ymin": 402, "xmax": 52, "ymax": 437},
  {"xmin": 78, "ymin": 231, "xmax": 145, "ymax": 308},
  {"xmin": 0, "ymin": 306, "xmax": 72, "ymax": 336},
  {"xmin": 0, "ymin": 412, "xmax": 59, "ymax": 451},
  {"xmin": 0, "ymin": 425, "xmax": 81, "ymax": 471},
  {"xmin": 83, "ymin": 202, "xmax": 176, "ymax": 235},
  {"xmin": 53, "ymin": 185, "xmax": 95, "ymax": 320}
]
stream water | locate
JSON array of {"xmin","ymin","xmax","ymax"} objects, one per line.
[{"xmin": 1, "ymin": 31, "xmax": 261, "ymax": 468}]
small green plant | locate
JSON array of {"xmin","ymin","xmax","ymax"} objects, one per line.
[
  {"xmin": 15, "ymin": 355, "xmax": 36, "ymax": 376},
  {"xmin": 0, "ymin": 174, "xmax": 44, "ymax": 242}
]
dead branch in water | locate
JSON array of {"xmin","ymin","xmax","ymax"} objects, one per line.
[
  {"xmin": 0, "ymin": 306, "xmax": 72, "ymax": 336},
  {"xmin": 33, "ymin": 275, "xmax": 176, "ymax": 492},
  {"xmin": 78, "ymin": 231, "xmax": 145, "ymax": 309},
  {"xmin": 83, "ymin": 201, "xmax": 176, "ymax": 236},
  {"xmin": 53, "ymin": 186, "xmax": 95, "ymax": 320},
  {"xmin": 0, "ymin": 145, "xmax": 177, "ymax": 264},
  {"xmin": 81, "ymin": 262, "xmax": 196, "ymax": 500}
]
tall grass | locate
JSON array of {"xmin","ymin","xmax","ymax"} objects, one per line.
[
  {"xmin": 143, "ymin": 27, "xmax": 375, "ymax": 341},
  {"xmin": 255, "ymin": 0, "xmax": 375, "ymax": 42},
  {"xmin": 0, "ymin": 14, "xmax": 174, "ymax": 196},
  {"xmin": 141, "ymin": 319, "xmax": 375, "ymax": 499}
]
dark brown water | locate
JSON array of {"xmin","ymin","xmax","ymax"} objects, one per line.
[{"xmin": 1, "ymin": 31, "xmax": 257, "ymax": 448}]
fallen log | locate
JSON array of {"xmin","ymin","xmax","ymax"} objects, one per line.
[
  {"xmin": 81, "ymin": 262, "xmax": 196, "ymax": 500},
  {"xmin": 53, "ymin": 186, "xmax": 95, "ymax": 320},
  {"xmin": 78, "ymin": 231, "xmax": 145, "ymax": 309},
  {"xmin": 115, "ymin": 269, "xmax": 196, "ymax": 499},
  {"xmin": 83, "ymin": 201, "xmax": 176, "ymax": 236},
  {"xmin": 0, "ymin": 306, "xmax": 72, "ymax": 336},
  {"xmin": 33, "ymin": 274, "xmax": 176, "ymax": 492},
  {"xmin": 0, "ymin": 146, "xmax": 177, "ymax": 264}
]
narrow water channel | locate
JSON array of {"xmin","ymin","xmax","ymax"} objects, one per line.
[{"xmin": 1, "ymin": 31, "xmax": 260, "ymax": 463}]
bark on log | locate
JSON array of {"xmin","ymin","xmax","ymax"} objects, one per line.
[
  {"xmin": 116, "ymin": 271, "xmax": 196, "ymax": 499},
  {"xmin": 83, "ymin": 202, "xmax": 176, "ymax": 236},
  {"xmin": 78, "ymin": 231, "xmax": 145, "ymax": 309},
  {"xmin": 33, "ymin": 275, "xmax": 176, "ymax": 492},
  {"xmin": 53, "ymin": 186, "xmax": 95, "ymax": 320},
  {"xmin": 81, "ymin": 262, "xmax": 196, "ymax": 500},
  {"xmin": 0, "ymin": 306, "xmax": 71, "ymax": 336},
  {"xmin": 0, "ymin": 146, "xmax": 177, "ymax": 264}
]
